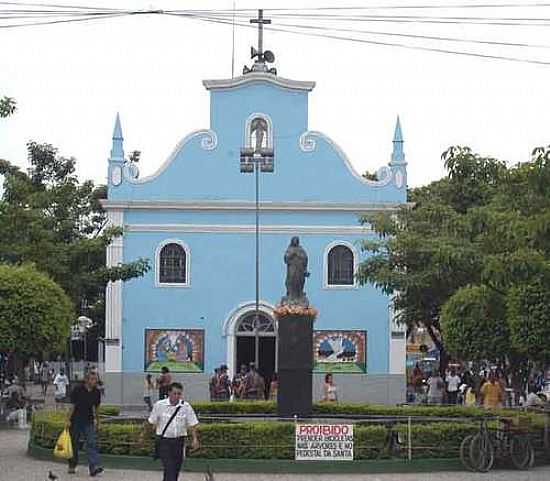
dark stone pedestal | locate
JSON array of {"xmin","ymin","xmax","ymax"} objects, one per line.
[{"xmin": 276, "ymin": 312, "xmax": 315, "ymax": 418}]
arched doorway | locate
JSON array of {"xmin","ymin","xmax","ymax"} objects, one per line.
[{"xmin": 235, "ymin": 311, "xmax": 277, "ymax": 387}]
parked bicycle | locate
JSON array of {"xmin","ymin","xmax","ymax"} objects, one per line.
[
  {"xmin": 460, "ymin": 417, "xmax": 534, "ymax": 472},
  {"xmin": 376, "ymin": 422, "xmax": 403, "ymax": 459}
]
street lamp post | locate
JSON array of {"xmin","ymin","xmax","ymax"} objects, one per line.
[
  {"xmin": 240, "ymin": 146, "xmax": 274, "ymax": 370},
  {"xmin": 240, "ymin": 9, "xmax": 275, "ymax": 372}
]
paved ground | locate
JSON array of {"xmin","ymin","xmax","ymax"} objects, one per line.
[{"xmin": 2, "ymin": 428, "xmax": 550, "ymax": 481}]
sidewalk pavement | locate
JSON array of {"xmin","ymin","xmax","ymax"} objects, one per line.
[{"xmin": 2, "ymin": 428, "xmax": 550, "ymax": 481}]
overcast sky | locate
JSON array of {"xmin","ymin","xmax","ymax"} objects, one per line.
[{"xmin": 2, "ymin": 0, "xmax": 550, "ymax": 189}]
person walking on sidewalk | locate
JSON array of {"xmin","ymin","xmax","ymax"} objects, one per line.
[
  {"xmin": 40, "ymin": 362, "xmax": 50, "ymax": 397},
  {"xmin": 53, "ymin": 369, "xmax": 69, "ymax": 406},
  {"xmin": 157, "ymin": 366, "xmax": 172, "ymax": 400},
  {"xmin": 144, "ymin": 374, "xmax": 155, "ymax": 412},
  {"xmin": 66, "ymin": 371, "xmax": 104, "ymax": 477},
  {"xmin": 148, "ymin": 382, "xmax": 200, "ymax": 481}
]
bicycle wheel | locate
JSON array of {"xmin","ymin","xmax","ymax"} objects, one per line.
[
  {"xmin": 469, "ymin": 433, "xmax": 495, "ymax": 472},
  {"xmin": 510, "ymin": 436, "xmax": 534, "ymax": 470},
  {"xmin": 460, "ymin": 435, "xmax": 476, "ymax": 472}
]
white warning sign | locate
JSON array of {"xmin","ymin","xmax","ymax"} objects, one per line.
[{"xmin": 295, "ymin": 424, "xmax": 354, "ymax": 461}]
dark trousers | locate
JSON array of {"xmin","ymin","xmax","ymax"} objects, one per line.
[
  {"xmin": 447, "ymin": 391, "xmax": 458, "ymax": 405},
  {"xmin": 159, "ymin": 437, "xmax": 185, "ymax": 481},
  {"xmin": 69, "ymin": 420, "xmax": 100, "ymax": 471}
]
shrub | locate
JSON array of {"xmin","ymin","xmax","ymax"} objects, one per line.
[
  {"xmin": 97, "ymin": 405, "xmax": 120, "ymax": 416},
  {"xmin": 0, "ymin": 264, "xmax": 73, "ymax": 357},
  {"xmin": 194, "ymin": 400, "xmax": 519, "ymax": 420},
  {"xmin": 31, "ymin": 409, "xmax": 543, "ymax": 461}
]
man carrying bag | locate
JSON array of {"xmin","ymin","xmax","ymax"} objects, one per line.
[
  {"xmin": 148, "ymin": 382, "xmax": 200, "ymax": 481},
  {"xmin": 66, "ymin": 371, "xmax": 103, "ymax": 476}
]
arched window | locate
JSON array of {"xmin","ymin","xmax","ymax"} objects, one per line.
[
  {"xmin": 236, "ymin": 312, "xmax": 275, "ymax": 335},
  {"xmin": 157, "ymin": 241, "xmax": 189, "ymax": 286},
  {"xmin": 244, "ymin": 113, "xmax": 273, "ymax": 151},
  {"xmin": 327, "ymin": 244, "xmax": 355, "ymax": 286}
]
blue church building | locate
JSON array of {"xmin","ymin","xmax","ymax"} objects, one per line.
[{"xmin": 101, "ymin": 48, "xmax": 408, "ymax": 405}]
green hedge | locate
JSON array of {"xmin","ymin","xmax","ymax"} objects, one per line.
[
  {"xmin": 97, "ymin": 405, "xmax": 120, "ymax": 416},
  {"xmin": 28, "ymin": 410, "xmax": 491, "ymax": 460},
  {"xmin": 31, "ymin": 405, "xmax": 545, "ymax": 461},
  {"xmin": 193, "ymin": 401, "xmax": 530, "ymax": 420}
]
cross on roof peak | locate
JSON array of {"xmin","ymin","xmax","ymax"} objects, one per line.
[{"xmin": 243, "ymin": 9, "xmax": 277, "ymax": 75}]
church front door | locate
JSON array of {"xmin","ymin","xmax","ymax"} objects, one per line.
[{"xmin": 235, "ymin": 311, "xmax": 277, "ymax": 397}]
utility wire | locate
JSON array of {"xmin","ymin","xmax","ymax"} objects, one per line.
[
  {"xmin": 188, "ymin": 11, "xmax": 550, "ymax": 27},
  {"xmin": 172, "ymin": 13, "xmax": 550, "ymax": 66},
  {"xmin": 166, "ymin": 3, "xmax": 550, "ymax": 12},
  {"xmin": 0, "ymin": 1, "xmax": 122, "ymax": 11},
  {"xmin": 182, "ymin": 11, "xmax": 550, "ymax": 49},
  {"xmin": 3, "ymin": 6, "xmax": 550, "ymax": 65},
  {"xmin": 0, "ymin": 11, "xmax": 127, "ymax": 28},
  {"xmin": 4, "ymin": 5, "xmax": 550, "ymax": 26},
  {"xmin": 264, "ymin": 2, "xmax": 550, "ymax": 11},
  {"xmin": 263, "ymin": 13, "xmax": 550, "ymax": 21},
  {"xmin": 260, "ymin": 19, "xmax": 550, "ymax": 49}
]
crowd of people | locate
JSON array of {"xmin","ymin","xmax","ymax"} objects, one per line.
[
  {"xmin": 209, "ymin": 363, "xmax": 278, "ymax": 402},
  {"xmin": 0, "ymin": 361, "xmax": 105, "ymax": 426},
  {"xmin": 409, "ymin": 363, "xmax": 547, "ymax": 409}
]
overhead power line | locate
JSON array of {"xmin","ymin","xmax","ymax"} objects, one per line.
[
  {"xmin": 0, "ymin": 11, "xmax": 127, "ymax": 28},
  {"xmin": 198, "ymin": 11, "xmax": 550, "ymax": 27},
  {"xmin": 0, "ymin": 1, "xmax": 122, "ymax": 10},
  {"xmin": 172, "ymin": 13, "xmax": 550, "ymax": 66},
  {"xmin": 262, "ymin": 2, "xmax": 550, "ymax": 11},
  {"xmin": 261, "ymin": 19, "xmax": 550, "ymax": 49},
  {"xmin": 184, "ymin": 10, "xmax": 550, "ymax": 48},
  {"xmin": 163, "ymin": 3, "xmax": 550, "ymax": 12},
  {"xmin": 2, "ymin": 5, "xmax": 550, "ymax": 66}
]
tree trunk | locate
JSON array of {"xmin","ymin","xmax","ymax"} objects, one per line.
[{"xmin": 426, "ymin": 324, "xmax": 448, "ymax": 376}]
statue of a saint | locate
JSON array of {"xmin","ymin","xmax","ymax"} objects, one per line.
[
  {"xmin": 282, "ymin": 236, "xmax": 310, "ymax": 306},
  {"xmin": 250, "ymin": 117, "xmax": 268, "ymax": 153}
]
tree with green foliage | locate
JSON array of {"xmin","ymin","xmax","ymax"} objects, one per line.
[
  {"xmin": 358, "ymin": 144, "xmax": 550, "ymax": 381},
  {"xmin": 441, "ymin": 285, "xmax": 510, "ymax": 363},
  {"xmin": 357, "ymin": 147, "xmax": 506, "ymax": 372},
  {"xmin": 0, "ymin": 264, "xmax": 73, "ymax": 358},
  {"xmin": 0, "ymin": 96, "xmax": 16, "ymax": 118},
  {"xmin": 507, "ymin": 278, "xmax": 550, "ymax": 364},
  {"xmin": 0, "ymin": 142, "xmax": 150, "ymax": 358}
]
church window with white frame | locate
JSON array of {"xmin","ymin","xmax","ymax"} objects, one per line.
[
  {"xmin": 325, "ymin": 243, "xmax": 356, "ymax": 287},
  {"xmin": 156, "ymin": 241, "xmax": 190, "ymax": 286}
]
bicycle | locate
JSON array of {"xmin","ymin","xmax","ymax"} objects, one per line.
[
  {"xmin": 460, "ymin": 417, "xmax": 534, "ymax": 472},
  {"xmin": 376, "ymin": 422, "xmax": 403, "ymax": 459}
]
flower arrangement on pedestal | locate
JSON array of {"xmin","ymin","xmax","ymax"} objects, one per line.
[{"xmin": 273, "ymin": 304, "xmax": 318, "ymax": 318}]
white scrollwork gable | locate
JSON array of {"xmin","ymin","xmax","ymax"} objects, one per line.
[
  {"xmin": 123, "ymin": 129, "xmax": 218, "ymax": 184},
  {"xmin": 200, "ymin": 130, "xmax": 218, "ymax": 151},
  {"xmin": 298, "ymin": 130, "xmax": 394, "ymax": 187}
]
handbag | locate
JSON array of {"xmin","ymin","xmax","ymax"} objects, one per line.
[{"xmin": 153, "ymin": 405, "xmax": 182, "ymax": 460}]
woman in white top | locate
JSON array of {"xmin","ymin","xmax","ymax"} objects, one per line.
[{"xmin": 322, "ymin": 373, "xmax": 338, "ymax": 402}]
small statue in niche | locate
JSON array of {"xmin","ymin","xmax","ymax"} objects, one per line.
[
  {"xmin": 250, "ymin": 117, "xmax": 268, "ymax": 153},
  {"xmin": 281, "ymin": 236, "xmax": 310, "ymax": 307}
]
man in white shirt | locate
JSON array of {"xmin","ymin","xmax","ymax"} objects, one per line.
[
  {"xmin": 53, "ymin": 369, "xmax": 69, "ymax": 403},
  {"xmin": 445, "ymin": 369, "xmax": 462, "ymax": 405},
  {"xmin": 148, "ymin": 382, "xmax": 200, "ymax": 481}
]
